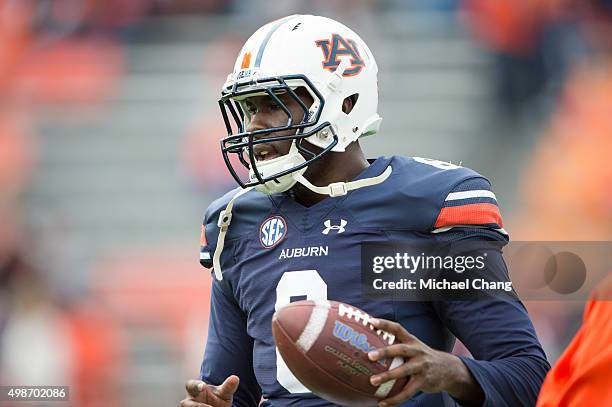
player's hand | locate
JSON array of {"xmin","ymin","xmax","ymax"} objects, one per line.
[
  {"xmin": 367, "ymin": 318, "xmax": 484, "ymax": 407},
  {"xmin": 179, "ymin": 375, "xmax": 240, "ymax": 407}
]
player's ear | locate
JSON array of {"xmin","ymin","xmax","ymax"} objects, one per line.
[{"xmin": 342, "ymin": 94, "xmax": 358, "ymax": 114}]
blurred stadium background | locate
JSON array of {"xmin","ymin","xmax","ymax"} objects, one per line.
[{"xmin": 0, "ymin": 0, "xmax": 610, "ymax": 406}]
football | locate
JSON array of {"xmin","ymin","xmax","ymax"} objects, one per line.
[{"xmin": 272, "ymin": 300, "xmax": 407, "ymax": 406}]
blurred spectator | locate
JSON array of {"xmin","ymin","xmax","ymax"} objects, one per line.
[
  {"xmin": 512, "ymin": 46, "xmax": 612, "ymax": 240},
  {"xmin": 461, "ymin": 0, "xmax": 587, "ymax": 120},
  {"xmin": 0, "ymin": 254, "xmax": 74, "ymax": 388},
  {"xmin": 0, "ymin": 241, "xmax": 20, "ymax": 358},
  {"xmin": 0, "ymin": 249, "xmax": 124, "ymax": 406},
  {"xmin": 462, "ymin": 0, "xmax": 548, "ymax": 117},
  {"xmin": 463, "ymin": 0, "xmax": 544, "ymax": 56}
]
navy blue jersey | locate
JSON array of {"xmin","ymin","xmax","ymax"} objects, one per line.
[{"xmin": 198, "ymin": 156, "xmax": 549, "ymax": 407}]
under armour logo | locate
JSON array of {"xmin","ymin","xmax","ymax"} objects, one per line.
[{"xmin": 322, "ymin": 219, "xmax": 347, "ymax": 235}]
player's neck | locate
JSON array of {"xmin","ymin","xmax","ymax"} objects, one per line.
[{"xmin": 289, "ymin": 144, "xmax": 369, "ymax": 207}]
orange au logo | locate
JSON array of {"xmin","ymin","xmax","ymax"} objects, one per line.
[{"xmin": 315, "ymin": 34, "xmax": 365, "ymax": 76}]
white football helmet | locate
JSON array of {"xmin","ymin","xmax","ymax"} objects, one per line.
[{"xmin": 219, "ymin": 14, "xmax": 382, "ymax": 195}]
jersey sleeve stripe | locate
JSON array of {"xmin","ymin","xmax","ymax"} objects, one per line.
[
  {"xmin": 443, "ymin": 196, "xmax": 498, "ymax": 207},
  {"xmin": 200, "ymin": 245, "xmax": 213, "ymax": 268},
  {"xmin": 432, "ymin": 225, "xmax": 508, "ymax": 235},
  {"xmin": 434, "ymin": 203, "xmax": 504, "ymax": 229},
  {"xmin": 445, "ymin": 190, "xmax": 497, "ymax": 201}
]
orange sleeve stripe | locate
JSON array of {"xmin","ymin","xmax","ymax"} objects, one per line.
[{"xmin": 435, "ymin": 203, "xmax": 504, "ymax": 228}]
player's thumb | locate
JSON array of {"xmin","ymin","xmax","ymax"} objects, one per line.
[{"xmin": 214, "ymin": 375, "xmax": 240, "ymax": 401}]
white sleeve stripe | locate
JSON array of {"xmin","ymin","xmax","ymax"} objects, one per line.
[
  {"xmin": 200, "ymin": 252, "xmax": 211, "ymax": 260},
  {"xmin": 445, "ymin": 190, "xmax": 497, "ymax": 201}
]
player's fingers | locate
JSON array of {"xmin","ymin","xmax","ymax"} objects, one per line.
[
  {"xmin": 370, "ymin": 358, "xmax": 424, "ymax": 386},
  {"xmin": 178, "ymin": 397, "xmax": 211, "ymax": 407},
  {"xmin": 213, "ymin": 375, "xmax": 240, "ymax": 401},
  {"xmin": 368, "ymin": 343, "xmax": 421, "ymax": 362},
  {"xmin": 378, "ymin": 375, "xmax": 425, "ymax": 407},
  {"xmin": 185, "ymin": 380, "xmax": 207, "ymax": 398},
  {"xmin": 370, "ymin": 318, "xmax": 416, "ymax": 343}
]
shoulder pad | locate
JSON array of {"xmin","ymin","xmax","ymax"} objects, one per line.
[{"xmin": 347, "ymin": 156, "xmax": 488, "ymax": 232}]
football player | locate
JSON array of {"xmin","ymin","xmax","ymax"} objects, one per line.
[
  {"xmin": 536, "ymin": 274, "xmax": 612, "ymax": 406},
  {"xmin": 180, "ymin": 15, "xmax": 550, "ymax": 407}
]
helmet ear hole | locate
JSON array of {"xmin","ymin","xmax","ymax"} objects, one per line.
[{"xmin": 342, "ymin": 94, "xmax": 359, "ymax": 115}]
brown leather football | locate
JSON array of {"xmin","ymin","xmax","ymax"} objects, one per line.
[{"xmin": 272, "ymin": 300, "xmax": 407, "ymax": 406}]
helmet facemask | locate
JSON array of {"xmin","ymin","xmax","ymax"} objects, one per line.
[{"xmin": 219, "ymin": 74, "xmax": 338, "ymax": 194}]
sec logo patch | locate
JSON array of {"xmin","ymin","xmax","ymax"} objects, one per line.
[{"xmin": 260, "ymin": 216, "xmax": 287, "ymax": 248}]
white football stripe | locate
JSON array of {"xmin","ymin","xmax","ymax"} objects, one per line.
[
  {"xmin": 445, "ymin": 190, "xmax": 497, "ymax": 201},
  {"xmin": 200, "ymin": 252, "xmax": 211, "ymax": 260},
  {"xmin": 374, "ymin": 356, "xmax": 404, "ymax": 398},
  {"xmin": 296, "ymin": 300, "xmax": 330, "ymax": 353}
]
